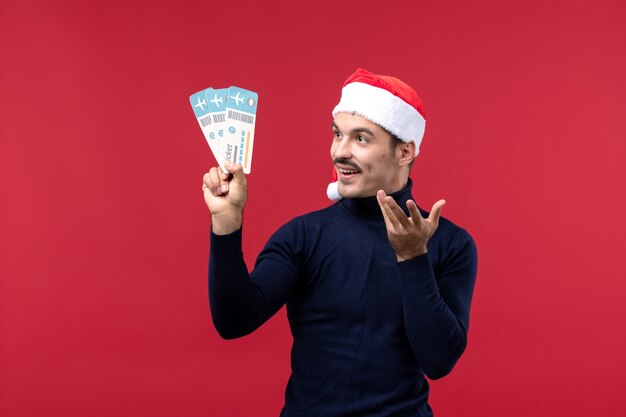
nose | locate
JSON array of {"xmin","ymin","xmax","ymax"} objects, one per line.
[{"xmin": 332, "ymin": 137, "xmax": 352, "ymax": 160}]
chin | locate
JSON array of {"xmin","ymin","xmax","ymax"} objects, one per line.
[{"xmin": 338, "ymin": 185, "xmax": 374, "ymax": 199}]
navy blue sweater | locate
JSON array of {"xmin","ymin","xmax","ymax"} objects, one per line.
[{"xmin": 209, "ymin": 180, "xmax": 478, "ymax": 417}]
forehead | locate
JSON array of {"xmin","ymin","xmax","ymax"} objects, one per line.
[{"xmin": 333, "ymin": 112, "xmax": 390, "ymax": 138}]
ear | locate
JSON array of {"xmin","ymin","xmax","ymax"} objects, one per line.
[{"xmin": 397, "ymin": 141, "xmax": 416, "ymax": 167}]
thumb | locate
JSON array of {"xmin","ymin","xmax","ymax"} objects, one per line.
[
  {"xmin": 428, "ymin": 199, "xmax": 446, "ymax": 226},
  {"xmin": 224, "ymin": 161, "xmax": 246, "ymax": 186}
]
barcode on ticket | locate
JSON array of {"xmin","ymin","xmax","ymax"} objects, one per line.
[
  {"xmin": 227, "ymin": 110, "xmax": 254, "ymax": 124},
  {"xmin": 200, "ymin": 115, "xmax": 211, "ymax": 127}
]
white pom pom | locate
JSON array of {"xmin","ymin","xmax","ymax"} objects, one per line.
[{"xmin": 326, "ymin": 181, "xmax": 342, "ymax": 201}]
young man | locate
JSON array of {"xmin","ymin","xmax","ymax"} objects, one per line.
[{"xmin": 202, "ymin": 68, "xmax": 478, "ymax": 417}]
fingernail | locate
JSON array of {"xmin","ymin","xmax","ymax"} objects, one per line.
[
  {"xmin": 221, "ymin": 184, "xmax": 228, "ymax": 193},
  {"xmin": 224, "ymin": 161, "xmax": 232, "ymax": 169}
]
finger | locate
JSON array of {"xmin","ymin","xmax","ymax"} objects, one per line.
[
  {"xmin": 406, "ymin": 200, "xmax": 424, "ymax": 223},
  {"xmin": 202, "ymin": 172, "xmax": 211, "ymax": 190},
  {"xmin": 428, "ymin": 199, "xmax": 446, "ymax": 226},
  {"xmin": 223, "ymin": 161, "xmax": 246, "ymax": 187},
  {"xmin": 376, "ymin": 190, "xmax": 395, "ymax": 228},
  {"xmin": 202, "ymin": 171, "xmax": 216, "ymax": 192},
  {"xmin": 385, "ymin": 196, "xmax": 412, "ymax": 228},
  {"xmin": 377, "ymin": 194, "xmax": 403, "ymax": 229},
  {"xmin": 206, "ymin": 167, "xmax": 227, "ymax": 196}
]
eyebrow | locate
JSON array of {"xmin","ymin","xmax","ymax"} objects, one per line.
[{"xmin": 332, "ymin": 122, "xmax": 375, "ymax": 137}]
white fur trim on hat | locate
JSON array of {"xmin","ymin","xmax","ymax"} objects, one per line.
[
  {"xmin": 326, "ymin": 181, "xmax": 341, "ymax": 201},
  {"xmin": 332, "ymin": 82, "xmax": 425, "ymax": 156}
]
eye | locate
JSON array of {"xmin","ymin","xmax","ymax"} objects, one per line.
[
  {"xmin": 333, "ymin": 129, "xmax": 342, "ymax": 138},
  {"xmin": 356, "ymin": 135, "xmax": 368, "ymax": 143}
]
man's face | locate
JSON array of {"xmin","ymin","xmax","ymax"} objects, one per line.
[{"xmin": 330, "ymin": 112, "xmax": 407, "ymax": 198}]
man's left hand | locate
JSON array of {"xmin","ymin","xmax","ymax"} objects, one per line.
[{"xmin": 376, "ymin": 190, "xmax": 446, "ymax": 262}]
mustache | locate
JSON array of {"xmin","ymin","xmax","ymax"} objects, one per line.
[{"xmin": 333, "ymin": 158, "xmax": 361, "ymax": 171}]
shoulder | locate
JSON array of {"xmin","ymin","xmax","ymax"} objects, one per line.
[
  {"xmin": 295, "ymin": 202, "xmax": 344, "ymax": 222},
  {"xmin": 279, "ymin": 203, "xmax": 345, "ymax": 231},
  {"xmin": 437, "ymin": 216, "xmax": 474, "ymax": 247},
  {"xmin": 415, "ymin": 203, "xmax": 472, "ymax": 244},
  {"xmin": 417, "ymin": 202, "xmax": 469, "ymax": 236},
  {"xmin": 267, "ymin": 203, "xmax": 343, "ymax": 242},
  {"xmin": 424, "ymin": 211, "xmax": 477, "ymax": 266}
]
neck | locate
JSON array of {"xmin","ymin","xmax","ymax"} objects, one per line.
[{"xmin": 385, "ymin": 177, "xmax": 409, "ymax": 195}]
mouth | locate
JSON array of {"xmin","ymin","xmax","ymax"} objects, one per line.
[{"xmin": 335, "ymin": 164, "xmax": 361, "ymax": 180}]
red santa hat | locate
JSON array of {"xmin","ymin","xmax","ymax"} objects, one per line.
[{"xmin": 327, "ymin": 68, "xmax": 426, "ymax": 201}]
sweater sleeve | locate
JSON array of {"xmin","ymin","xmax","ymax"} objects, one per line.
[
  {"xmin": 397, "ymin": 229, "xmax": 478, "ymax": 380},
  {"xmin": 208, "ymin": 220, "xmax": 305, "ymax": 340}
]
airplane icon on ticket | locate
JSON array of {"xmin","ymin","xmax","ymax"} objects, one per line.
[
  {"xmin": 230, "ymin": 91, "xmax": 243, "ymax": 106},
  {"xmin": 194, "ymin": 96, "xmax": 207, "ymax": 111},
  {"xmin": 210, "ymin": 94, "xmax": 224, "ymax": 108}
]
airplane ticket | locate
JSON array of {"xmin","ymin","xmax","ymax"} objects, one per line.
[
  {"xmin": 223, "ymin": 86, "xmax": 258, "ymax": 174},
  {"xmin": 190, "ymin": 85, "xmax": 258, "ymax": 174}
]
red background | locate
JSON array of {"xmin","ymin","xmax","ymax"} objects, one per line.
[{"xmin": 2, "ymin": 0, "xmax": 625, "ymax": 416}]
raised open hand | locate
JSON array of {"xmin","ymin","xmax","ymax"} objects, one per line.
[{"xmin": 376, "ymin": 190, "xmax": 446, "ymax": 262}]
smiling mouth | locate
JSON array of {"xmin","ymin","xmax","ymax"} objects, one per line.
[
  {"xmin": 334, "ymin": 159, "xmax": 361, "ymax": 177},
  {"xmin": 338, "ymin": 167, "xmax": 360, "ymax": 175},
  {"xmin": 336, "ymin": 165, "xmax": 361, "ymax": 182}
]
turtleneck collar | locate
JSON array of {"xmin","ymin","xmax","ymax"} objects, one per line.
[{"xmin": 340, "ymin": 178, "xmax": 414, "ymax": 221}]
